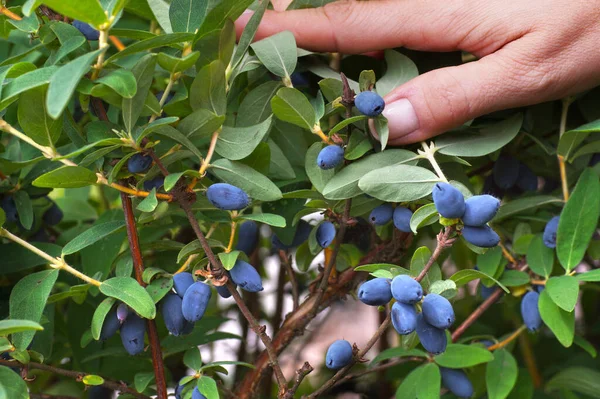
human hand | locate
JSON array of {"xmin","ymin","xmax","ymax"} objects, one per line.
[{"xmin": 236, "ymin": 0, "xmax": 600, "ymax": 145}]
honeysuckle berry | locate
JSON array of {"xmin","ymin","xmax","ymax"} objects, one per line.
[
  {"xmin": 461, "ymin": 195, "xmax": 500, "ymax": 226},
  {"xmin": 73, "ymin": 20, "xmax": 100, "ymax": 41},
  {"xmin": 230, "ymin": 260, "xmax": 263, "ymax": 292},
  {"xmin": 543, "ymin": 216, "xmax": 560, "ymax": 248},
  {"xmin": 354, "ymin": 91, "xmax": 385, "ymax": 117},
  {"xmin": 143, "ymin": 175, "xmax": 165, "ymax": 192},
  {"xmin": 422, "ymin": 293, "xmax": 455, "ymax": 329},
  {"xmin": 415, "ymin": 313, "xmax": 447, "ymax": 355},
  {"xmin": 99, "ymin": 309, "xmax": 120, "ymax": 341},
  {"xmin": 325, "ymin": 340, "xmax": 353, "ymax": 369},
  {"xmin": 235, "ymin": 221, "xmax": 259, "ymax": 255},
  {"xmin": 462, "ymin": 225, "xmax": 500, "ymax": 248},
  {"xmin": 369, "ymin": 203, "xmax": 394, "ymax": 225},
  {"xmin": 521, "ymin": 291, "xmax": 542, "ymax": 332},
  {"xmin": 391, "ymin": 302, "xmax": 417, "ymax": 335},
  {"xmin": 206, "ymin": 183, "xmax": 250, "ymax": 211},
  {"xmin": 516, "ymin": 163, "xmax": 538, "ymax": 192},
  {"xmin": 173, "ymin": 272, "xmax": 194, "ymax": 298},
  {"xmin": 391, "ymin": 275, "xmax": 423, "ymax": 304},
  {"xmin": 493, "ymin": 155, "xmax": 520, "ymax": 189},
  {"xmin": 127, "ymin": 153, "xmax": 153, "ymax": 173},
  {"xmin": 357, "ymin": 278, "xmax": 392, "ymax": 306},
  {"xmin": 120, "ymin": 314, "xmax": 146, "ymax": 355},
  {"xmin": 316, "ymin": 221, "xmax": 336, "ymax": 248},
  {"xmin": 432, "ymin": 182, "xmax": 466, "ymax": 219},
  {"xmin": 162, "ymin": 294, "xmax": 186, "ymax": 336},
  {"xmin": 392, "ymin": 206, "xmax": 413, "ymax": 233},
  {"xmin": 440, "ymin": 368, "xmax": 474, "ymax": 398},
  {"xmin": 272, "ymin": 220, "xmax": 312, "ymax": 250},
  {"xmin": 42, "ymin": 200, "xmax": 63, "ymax": 226},
  {"xmin": 181, "ymin": 281, "xmax": 212, "ymax": 322},
  {"xmin": 317, "ymin": 145, "xmax": 344, "ymax": 170}
]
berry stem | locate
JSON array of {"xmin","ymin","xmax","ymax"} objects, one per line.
[
  {"xmin": 149, "ymin": 73, "xmax": 176, "ymax": 123},
  {"xmin": 225, "ymin": 220, "xmax": 237, "ymax": 253},
  {"xmin": 312, "ymin": 125, "xmax": 333, "ymax": 144},
  {"xmin": 0, "ymin": 6, "xmax": 21, "ymax": 20},
  {"xmin": 487, "ymin": 325, "xmax": 527, "ymax": 351},
  {"xmin": 108, "ymin": 35, "xmax": 126, "ymax": 51}
]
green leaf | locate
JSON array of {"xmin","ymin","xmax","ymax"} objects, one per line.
[
  {"xmin": 218, "ymin": 251, "xmax": 240, "ymax": 271},
  {"xmin": 231, "ymin": 0, "xmax": 268, "ymax": 70},
  {"xmin": 359, "ymin": 165, "xmax": 440, "ymax": 202},
  {"xmin": 82, "ymin": 375, "xmax": 104, "ymax": 386},
  {"xmin": 237, "ymin": 81, "xmax": 282, "ymax": 127},
  {"xmin": 486, "ymin": 349, "xmax": 518, "ymax": 399},
  {"xmin": 436, "ymin": 114, "xmax": 524, "ymax": 157},
  {"xmin": 344, "ymin": 131, "xmax": 373, "ymax": 160},
  {"xmin": 157, "ymin": 51, "xmax": 200, "ymax": 73},
  {"xmin": 41, "ymin": 0, "xmax": 108, "ymax": 26},
  {"xmin": 122, "ymin": 55, "xmax": 157, "ymax": 133},
  {"xmin": 99, "ymin": 277, "xmax": 156, "ymax": 319},
  {"xmin": 409, "ymin": 203, "xmax": 439, "ymax": 233},
  {"xmin": 250, "ymin": 31, "xmax": 297, "ymax": 79},
  {"xmin": 197, "ymin": 375, "xmax": 219, "ymax": 399},
  {"xmin": 305, "ymin": 142, "xmax": 335, "ymax": 192},
  {"xmin": 538, "ymin": 289, "xmax": 574, "ymax": 347},
  {"xmin": 450, "ymin": 269, "xmax": 509, "ymax": 293},
  {"xmin": 137, "ymin": 189, "xmax": 158, "ymax": 212},
  {"xmin": 359, "ymin": 70, "xmax": 376, "ymax": 92},
  {"xmin": 0, "ymin": 366, "xmax": 28, "ymax": 399},
  {"xmin": 271, "ymin": 87, "xmax": 315, "ymax": 131},
  {"xmin": 410, "ymin": 246, "xmax": 441, "ymax": 291},
  {"xmin": 494, "ymin": 195, "xmax": 563, "ymax": 221},
  {"xmin": 434, "ymin": 344, "xmax": 494, "ymax": 368},
  {"xmin": 215, "ymin": 116, "xmax": 273, "ymax": 160},
  {"xmin": 239, "ymin": 213, "xmax": 286, "ymax": 227},
  {"xmin": 62, "ymin": 220, "xmax": 126, "ymax": 255},
  {"xmin": 47, "ymin": 49, "xmax": 103, "ymax": 118},
  {"xmin": 211, "ymin": 159, "xmax": 282, "ymax": 201},
  {"xmin": 95, "ymin": 69, "xmax": 137, "ymax": 98},
  {"xmin": 147, "ymin": 0, "xmax": 172, "ymax": 33},
  {"xmin": 573, "ymin": 336, "xmax": 597, "ymax": 358},
  {"xmin": 268, "ymin": 139, "xmax": 296, "ymax": 180},
  {"xmin": 546, "ymin": 367, "xmax": 600, "ymax": 398},
  {"xmin": 184, "ymin": 347, "xmax": 203, "ymax": 370},
  {"xmin": 526, "ymin": 235, "xmax": 554, "ymax": 278},
  {"xmin": 477, "ymin": 247, "xmax": 503, "ymax": 281},
  {"xmin": 323, "ymin": 150, "xmax": 418, "ymax": 199},
  {"xmin": 33, "ymin": 166, "xmax": 97, "ymax": 189},
  {"xmin": 499, "ymin": 270, "xmax": 530, "ymax": 287},
  {"xmin": 0, "ymin": 319, "xmax": 43, "ymax": 336},
  {"xmin": 575, "ymin": 269, "xmax": 600, "ymax": 282},
  {"xmin": 417, "ymin": 363, "xmax": 441, "ymax": 399},
  {"xmin": 557, "ymin": 169, "xmax": 600, "ymax": 272},
  {"xmin": 0, "ymin": 242, "xmax": 62, "ymax": 273},
  {"xmin": 178, "ymin": 109, "xmax": 225, "ymax": 138},
  {"xmin": 91, "ymin": 297, "xmax": 115, "ymax": 340},
  {"xmin": 0, "ymin": 209, "xmax": 5, "ymax": 228},
  {"xmin": 558, "ymin": 119, "xmax": 600, "ymax": 160},
  {"xmin": 376, "ymin": 50, "xmax": 418, "ymax": 97},
  {"xmin": 9, "ymin": 269, "xmax": 59, "ymax": 350},
  {"xmin": 106, "ymin": 33, "xmax": 195, "ymax": 63},
  {"xmin": 428, "ymin": 280, "xmax": 457, "ymax": 299},
  {"xmin": 329, "ymin": 115, "xmax": 368, "ymax": 135},
  {"xmin": 169, "ymin": 0, "xmax": 208, "ymax": 33},
  {"xmin": 146, "ymin": 277, "xmax": 173, "ymax": 303},
  {"xmin": 190, "ymin": 60, "xmax": 227, "ymax": 115},
  {"xmin": 370, "ymin": 347, "xmax": 428, "ymax": 365},
  {"xmin": 13, "ymin": 191, "xmax": 33, "ymax": 230},
  {"xmin": 545, "ymin": 276, "xmax": 579, "ymax": 312},
  {"xmin": 195, "ymin": 0, "xmax": 254, "ymax": 39},
  {"xmin": 18, "ymin": 87, "xmax": 63, "ymax": 146},
  {"xmin": 134, "ymin": 372, "xmax": 155, "ymax": 393},
  {"xmin": 148, "ymin": 126, "xmax": 204, "ymax": 161},
  {"xmin": 395, "ymin": 365, "xmax": 425, "ymax": 399}
]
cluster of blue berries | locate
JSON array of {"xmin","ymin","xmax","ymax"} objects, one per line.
[
  {"xmin": 369, "ymin": 203, "xmax": 413, "ymax": 233},
  {"xmin": 433, "ymin": 182, "xmax": 501, "ymax": 248},
  {"xmin": 1, "ymin": 195, "xmax": 64, "ymax": 241},
  {"xmin": 484, "ymin": 155, "xmax": 538, "ymax": 197},
  {"xmin": 98, "ymin": 302, "xmax": 149, "ymax": 355}
]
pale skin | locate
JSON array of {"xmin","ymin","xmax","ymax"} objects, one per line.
[{"xmin": 236, "ymin": 0, "xmax": 600, "ymax": 145}]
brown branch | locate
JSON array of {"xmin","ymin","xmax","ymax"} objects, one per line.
[
  {"xmin": 121, "ymin": 192, "xmax": 168, "ymax": 399},
  {"xmin": 416, "ymin": 226, "xmax": 455, "ymax": 282},
  {"xmin": 451, "ymin": 287, "xmax": 503, "ymax": 342},
  {"xmin": 331, "ymin": 357, "xmax": 423, "ymax": 389},
  {"xmin": 31, "ymin": 394, "xmax": 78, "ymax": 399},
  {"xmin": 280, "ymin": 250, "xmax": 299, "ymax": 310},
  {"xmin": 0, "ymin": 359, "xmax": 149, "ymax": 399},
  {"xmin": 283, "ymin": 362, "xmax": 314, "ymax": 399}
]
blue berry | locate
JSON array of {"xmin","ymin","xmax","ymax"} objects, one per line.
[
  {"xmin": 181, "ymin": 281, "xmax": 212, "ymax": 322},
  {"xmin": 216, "ymin": 284, "xmax": 234, "ymax": 298},
  {"xmin": 590, "ymin": 153, "xmax": 600, "ymax": 167},
  {"xmin": 236, "ymin": 221, "xmax": 259, "ymax": 255},
  {"xmin": 89, "ymin": 386, "xmax": 113, "ymax": 399},
  {"xmin": 325, "ymin": 340, "xmax": 353, "ymax": 369},
  {"xmin": 432, "ymin": 183, "xmax": 466, "ymax": 219},
  {"xmin": 516, "ymin": 163, "xmax": 538, "ymax": 192},
  {"xmin": 391, "ymin": 302, "xmax": 417, "ymax": 335},
  {"xmin": 173, "ymin": 272, "xmax": 195, "ymax": 298},
  {"xmin": 175, "ymin": 384, "xmax": 184, "ymax": 399},
  {"xmin": 391, "ymin": 275, "xmax": 423, "ymax": 304},
  {"xmin": 143, "ymin": 176, "xmax": 165, "ymax": 192},
  {"xmin": 480, "ymin": 284, "xmax": 497, "ymax": 300},
  {"xmin": 272, "ymin": 220, "xmax": 312, "ymax": 250},
  {"xmin": 192, "ymin": 387, "xmax": 207, "ymax": 399},
  {"xmin": 99, "ymin": 309, "xmax": 120, "ymax": 340},
  {"xmin": 230, "ymin": 260, "xmax": 263, "ymax": 292},
  {"xmin": 461, "ymin": 195, "xmax": 500, "ymax": 226},
  {"xmin": 493, "ymin": 156, "xmax": 520, "ymax": 189},
  {"xmin": 116, "ymin": 303, "xmax": 129, "ymax": 323},
  {"xmin": 354, "ymin": 91, "xmax": 385, "ymax": 117},
  {"xmin": 120, "ymin": 314, "xmax": 146, "ymax": 355},
  {"xmin": 72, "ymin": 20, "xmax": 100, "ymax": 41},
  {"xmin": 415, "ymin": 313, "xmax": 447, "ymax": 355},
  {"xmin": 42, "ymin": 200, "xmax": 63, "ymax": 226},
  {"xmin": 206, "ymin": 183, "xmax": 250, "ymax": 211},
  {"xmin": 533, "ymin": 284, "xmax": 545, "ymax": 294},
  {"xmin": 357, "ymin": 278, "xmax": 392, "ymax": 306},
  {"xmin": 316, "ymin": 221, "xmax": 336, "ymax": 248},
  {"xmin": 521, "ymin": 291, "xmax": 542, "ymax": 332},
  {"xmin": 127, "ymin": 153, "xmax": 153, "ymax": 173},
  {"xmin": 462, "ymin": 225, "xmax": 500, "ymax": 248},
  {"xmin": 369, "ymin": 203, "xmax": 394, "ymax": 225},
  {"xmin": 1, "ymin": 196, "xmax": 18, "ymax": 223},
  {"xmin": 440, "ymin": 368, "xmax": 474, "ymax": 398},
  {"xmin": 317, "ymin": 145, "xmax": 344, "ymax": 170},
  {"xmin": 422, "ymin": 293, "xmax": 455, "ymax": 329},
  {"xmin": 161, "ymin": 294, "xmax": 186, "ymax": 336},
  {"xmin": 393, "ymin": 206, "xmax": 413, "ymax": 233},
  {"xmin": 543, "ymin": 216, "xmax": 560, "ymax": 248}
]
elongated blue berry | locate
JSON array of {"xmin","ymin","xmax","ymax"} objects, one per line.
[
  {"xmin": 369, "ymin": 203, "xmax": 393, "ymax": 225},
  {"xmin": 415, "ymin": 313, "xmax": 447, "ymax": 354},
  {"xmin": 175, "ymin": 384, "xmax": 184, "ymax": 399},
  {"xmin": 462, "ymin": 225, "xmax": 500, "ymax": 248},
  {"xmin": 181, "ymin": 281, "xmax": 212, "ymax": 322},
  {"xmin": 42, "ymin": 201, "xmax": 63, "ymax": 225},
  {"xmin": 391, "ymin": 302, "xmax": 417, "ymax": 335},
  {"xmin": 73, "ymin": 20, "xmax": 100, "ymax": 40},
  {"xmin": 391, "ymin": 275, "xmax": 423, "ymax": 304},
  {"xmin": 543, "ymin": 216, "xmax": 560, "ymax": 248},
  {"xmin": 127, "ymin": 153, "xmax": 152, "ymax": 173},
  {"xmin": 432, "ymin": 183, "xmax": 465, "ymax": 219},
  {"xmin": 317, "ymin": 145, "xmax": 344, "ymax": 170},
  {"xmin": 162, "ymin": 294, "xmax": 186, "ymax": 336},
  {"xmin": 236, "ymin": 221, "xmax": 259, "ymax": 255},
  {"xmin": 480, "ymin": 284, "xmax": 497, "ymax": 301},
  {"xmin": 357, "ymin": 278, "xmax": 392, "ymax": 306},
  {"xmin": 422, "ymin": 293, "xmax": 455, "ymax": 329},
  {"xmin": 461, "ymin": 195, "xmax": 500, "ymax": 226},
  {"xmin": 192, "ymin": 387, "xmax": 207, "ymax": 399},
  {"xmin": 120, "ymin": 314, "xmax": 146, "ymax": 355},
  {"xmin": 316, "ymin": 221, "xmax": 336, "ymax": 248},
  {"xmin": 116, "ymin": 303, "xmax": 129, "ymax": 323},
  {"xmin": 325, "ymin": 340, "xmax": 353, "ymax": 369},
  {"xmin": 216, "ymin": 284, "xmax": 234, "ymax": 298},
  {"xmin": 173, "ymin": 272, "xmax": 194, "ymax": 298},
  {"xmin": 354, "ymin": 91, "xmax": 385, "ymax": 117},
  {"xmin": 393, "ymin": 206, "xmax": 413, "ymax": 233},
  {"xmin": 206, "ymin": 183, "xmax": 250, "ymax": 211},
  {"xmin": 1, "ymin": 196, "xmax": 18, "ymax": 222},
  {"xmin": 143, "ymin": 176, "xmax": 165, "ymax": 192},
  {"xmin": 521, "ymin": 291, "xmax": 542, "ymax": 332},
  {"xmin": 272, "ymin": 220, "xmax": 312, "ymax": 250},
  {"xmin": 516, "ymin": 163, "xmax": 538, "ymax": 192},
  {"xmin": 181, "ymin": 320, "xmax": 194, "ymax": 335},
  {"xmin": 230, "ymin": 260, "xmax": 263, "ymax": 292},
  {"xmin": 440, "ymin": 368, "xmax": 474, "ymax": 398},
  {"xmin": 493, "ymin": 156, "xmax": 520, "ymax": 189},
  {"xmin": 99, "ymin": 309, "xmax": 120, "ymax": 340}
]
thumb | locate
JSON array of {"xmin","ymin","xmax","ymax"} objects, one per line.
[{"xmin": 383, "ymin": 42, "xmax": 545, "ymax": 145}]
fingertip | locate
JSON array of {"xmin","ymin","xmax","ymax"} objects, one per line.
[{"xmin": 234, "ymin": 10, "xmax": 254, "ymax": 38}]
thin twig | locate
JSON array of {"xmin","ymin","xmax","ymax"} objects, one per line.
[
  {"xmin": 488, "ymin": 325, "xmax": 527, "ymax": 351},
  {"xmin": 0, "ymin": 359, "xmax": 149, "ymax": 399},
  {"xmin": 280, "ymin": 250, "xmax": 299, "ymax": 310},
  {"xmin": 416, "ymin": 226, "xmax": 455, "ymax": 282},
  {"xmin": 121, "ymin": 192, "xmax": 168, "ymax": 399},
  {"xmin": 451, "ymin": 288, "xmax": 503, "ymax": 342},
  {"xmin": 332, "ymin": 357, "xmax": 423, "ymax": 388},
  {"xmin": 283, "ymin": 362, "xmax": 314, "ymax": 399}
]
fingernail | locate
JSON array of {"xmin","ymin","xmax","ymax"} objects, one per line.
[{"xmin": 382, "ymin": 99, "xmax": 420, "ymax": 138}]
